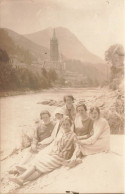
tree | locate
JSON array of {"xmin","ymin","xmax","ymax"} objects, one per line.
[
  {"xmin": 0, "ymin": 47, "xmax": 56, "ymax": 91},
  {"xmin": 41, "ymin": 67, "xmax": 48, "ymax": 78},
  {"xmin": 48, "ymin": 68, "xmax": 58, "ymax": 82},
  {"xmin": 0, "ymin": 49, "xmax": 10, "ymax": 62},
  {"xmin": 105, "ymin": 44, "xmax": 124, "ymax": 90},
  {"xmin": 105, "ymin": 44, "xmax": 124, "ymax": 66},
  {"xmin": 0, "ymin": 49, "xmax": 13, "ymax": 90}
]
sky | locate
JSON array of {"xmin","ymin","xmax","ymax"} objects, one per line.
[{"xmin": 0, "ymin": 0, "xmax": 124, "ymax": 59}]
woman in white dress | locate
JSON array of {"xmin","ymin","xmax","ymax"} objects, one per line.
[{"xmin": 77, "ymin": 106, "xmax": 110, "ymax": 155}]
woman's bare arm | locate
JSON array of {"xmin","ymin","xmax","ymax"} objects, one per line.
[
  {"xmin": 78, "ymin": 121, "xmax": 104, "ymax": 145},
  {"xmin": 77, "ymin": 134, "xmax": 91, "ymax": 140}
]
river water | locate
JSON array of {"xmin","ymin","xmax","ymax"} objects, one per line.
[{"xmin": 0, "ymin": 88, "xmax": 101, "ymax": 155}]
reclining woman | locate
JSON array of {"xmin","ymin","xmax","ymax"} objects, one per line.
[
  {"xmin": 77, "ymin": 106, "xmax": 110, "ymax": 156},
  {"xmin": 9, "ymin": 117, "xmax": 81, "ymax": 186}
]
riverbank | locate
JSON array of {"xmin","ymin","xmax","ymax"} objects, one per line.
[
  {"xmin": 0, "ymin": 86, "xmax": 99, "ymax": 98},
  {"xmin": 1, "ymin": 135, "xmax": 124, "ymax": 193},
  {"xmin": 0, "ymin": 88, "xmax": 45, "ymax": 98}
]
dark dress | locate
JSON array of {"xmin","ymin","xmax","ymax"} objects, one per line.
[
  {"xmin": 32, "ymin": 121, "xmax": 55, "ymax": 145},
  {"xmin": 74, "ymin": 117, "xmax": 93, "ymax": 137}
]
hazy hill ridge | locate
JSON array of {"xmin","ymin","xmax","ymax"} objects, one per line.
[
  {"xmin": 24, "ymin": 27, "xmax": 104, "ymax": 63},
  {"xmin": 0, "ymin": 28, "xmax": 49, "ymax": 62}
]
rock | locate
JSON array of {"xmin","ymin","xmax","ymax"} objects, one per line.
[
  {"xmin": 49, "ymin": 100, "xmax": 56, "ymax": 106},
  {"xmin": 37, "ymin": 100, "xmax": 65, "ymax": 107},
  {"xmin": 37, "ymin": 100, "xmax": 50, "ymax": 105},
  {"xmin": 95, "ymin": 100, "xmax": 105, "ymax": 108},
  {"xmin": 56, "ymin": 101, "xmax": 65, "ymax": 107}
]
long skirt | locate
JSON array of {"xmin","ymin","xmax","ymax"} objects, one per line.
[
  {"xmin": 33, "ymin": 152, "xmax": 64, "ymax": 173},
  {"xmin": 80, "ymin": 138, "xmax": 110, "ymax": 156}
]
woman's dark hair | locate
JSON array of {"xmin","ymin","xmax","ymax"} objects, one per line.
[
  {"xmin": 40, "ymin": 110, "xmax": 51, "ymax": 118},
  {"xmin": 63, "ymin": 95, "xmax": 75, "ymax": 103},
  {"xmin": 89, "ymin": 106, "xmax": 100, "ymax": 115},
  {"xmin": 76, "ymin": 102, "xmax": 87, "ymax": 111},
  {"xmin": 61, "ymin": 116, "xmax": 72, "ymax": 126}
]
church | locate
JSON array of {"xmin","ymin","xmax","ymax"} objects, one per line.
[{"xmin": 45, "ymin": 29, "xmax": 65, "ymax": 75}]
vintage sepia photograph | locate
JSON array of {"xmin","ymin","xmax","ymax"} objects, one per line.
[{"xmin": 0, "ymin": 0, "xmax": 124, "ymax": 193}]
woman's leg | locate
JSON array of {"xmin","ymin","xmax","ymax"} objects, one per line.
[
  {"xmin": 24, "ymin": 171, "xmax": 41, "ymax": 182},
  {"xmin": 19, "ymin": 166, "xmax": 36, "ymax": 180},
  {"xmin": 9, "ymin": 166, "xmax": 36, "ymax": 186},
  {"xmin": 8, "ymin": 149, "xmax": 33, "ymax": 176}
]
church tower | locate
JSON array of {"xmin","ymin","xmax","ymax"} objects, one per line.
[{"xmin": 50, "ymin": 29, "xmax": 59, "ymax": 62}]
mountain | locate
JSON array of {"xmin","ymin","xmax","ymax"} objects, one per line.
[
  {"xmin": 24, "ymin": 27, "xmax": 104, "ymax": 64},
  {"xmin": 0, "ymin": 28, "xmax": 49, "ymax": 64},
  {"xmin": 0, "ymin": 27, "xmax": 107, "ymax": 85}
]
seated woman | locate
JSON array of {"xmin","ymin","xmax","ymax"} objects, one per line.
[
  {"xmin": 77, "ymin": 106, "xmax": 110, "ymax": 156},
  {"xmin": 31, "ymin": 110, "xmax": 55, "ymax": 151},
  {"xmin": 74, "ymin": 102, "xmax": 93, "ymax": 139},
  {"xmin": 9, "ymin": 110, "xmax": 55, "ymax": 173},
  {"xmin": 38, "ymin": 108, "xmax": 64, "ymax": 147},
  {"xmin": 62, "ymin": 95, "xmax": 76, "ymax": 121},
  {"xmin": 9, "ymin": 117, "xmax": 81, "ymax": 186}
]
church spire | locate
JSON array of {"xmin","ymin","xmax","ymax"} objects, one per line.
[
  {"xmin": 52, "ymin": 28, "xmax": 57, "ymax": 40},
  {"xmin": 50, "ymin": 28, "xmax": 59, "ymax": 62}
]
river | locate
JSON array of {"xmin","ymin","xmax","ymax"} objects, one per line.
[{"xmin": 0, "ymin": 87, "xmax": 102, "ymax": 155}]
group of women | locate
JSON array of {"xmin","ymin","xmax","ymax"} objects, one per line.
[{"xmin": 9, "ymin": 95, "xmax": 110, "ymax": 186}]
